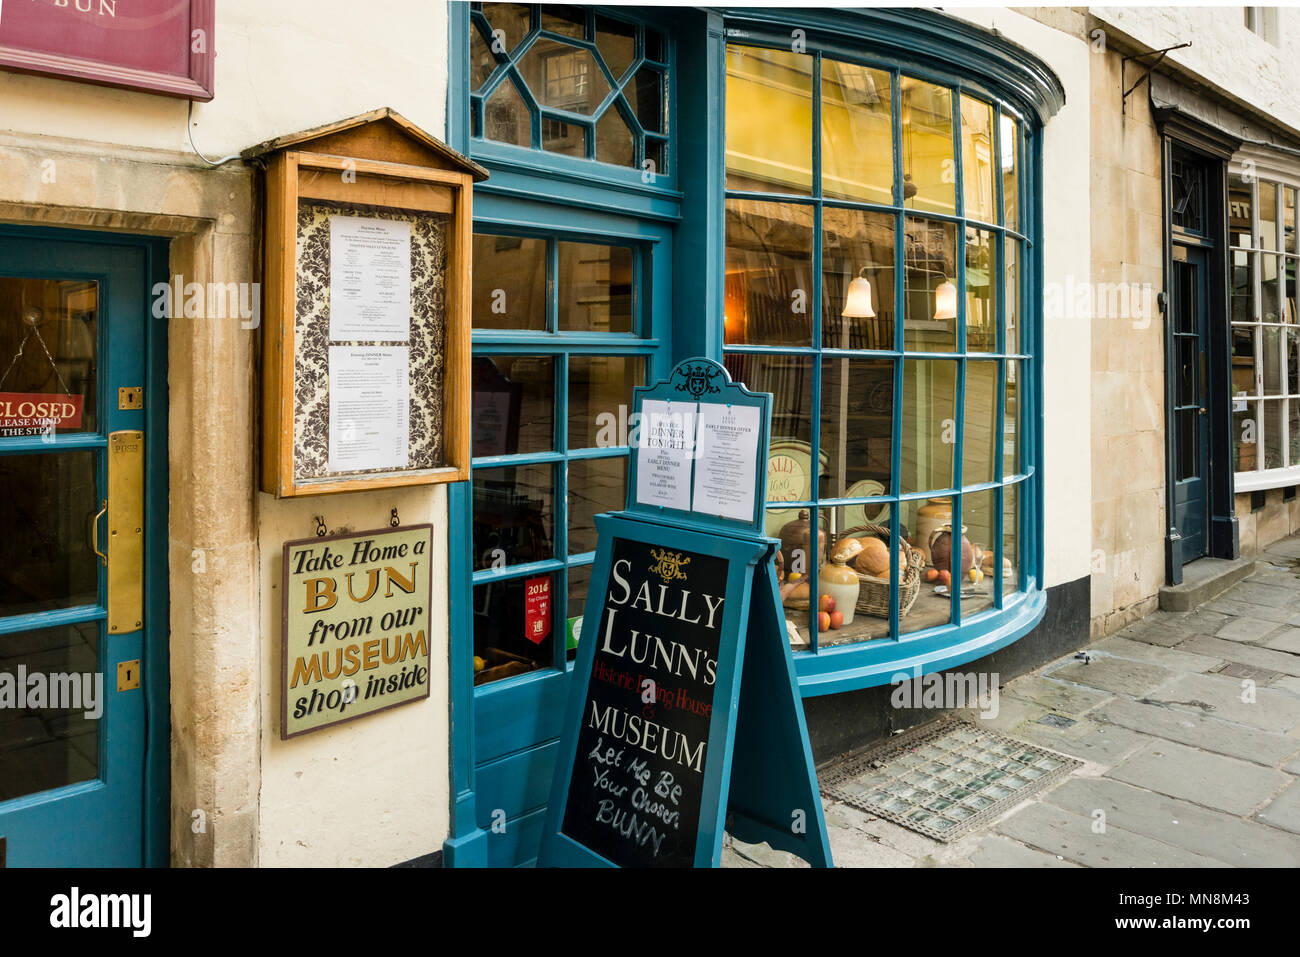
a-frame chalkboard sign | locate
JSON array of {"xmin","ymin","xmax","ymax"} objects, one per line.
[{"xmin": 539, "ymin": 358, "xmax": 832, "ymax": 868}]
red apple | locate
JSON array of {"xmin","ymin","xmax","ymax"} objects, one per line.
[
  {"xmin": 818, "ymin": 594, "xmax": 836, "ymax": 613},
  {"xmin": 817, "ymin": 611, "xmax": 831, "ymax": 632},
  {"xmin": 829, "ymin": 610, "xmax": 844, "ymax": 630}
]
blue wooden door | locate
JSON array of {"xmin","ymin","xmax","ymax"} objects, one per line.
[
  {"xmin": 1172, "ymin": 246, "xmax": 1211, "ymax": 561},
  {"xmin": 467, "ymin": 204, "xmax": 671, "ymax": 867},
  {"xmin": 0, "ymin": 229, "xmax": 164, "ymax": 867}
]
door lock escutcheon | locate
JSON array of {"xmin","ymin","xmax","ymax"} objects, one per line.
[
  {"xmin": 117, "ymin": 659, "xmax": 141, "ymax": 692},
  {"xmin": 118, "ymin": 387, "xmax": 143, "ymax": 410},
  {"xmin": 96, "ymin": 431, "xmax": 145, "ymax": 635}
]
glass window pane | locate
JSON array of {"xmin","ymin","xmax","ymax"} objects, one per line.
[
  {"xmin": 0, "ymin": 621, "xmax": 100, "ymax": 803},
  {"xmin": 482, "ymin": 3, "xmax": 532, "ymax": 55},
  {"xmin": 1264, "ymin": 399, "xmax": 1284, "ymax": 469},
  {"xmin": 1288, "ymin": 328, "xmax": 1299, "ymax": 395},
  {"xmin": 566, "ymin": 562, "xmax": 593, "ymax": 659},
  {"xmin": 1228, "ymin": 172, "xmax": 1254, "ymax": 247},
  {"xmin": 1290, "ymin": 401, "xmax": 1300, "ymax": 467},
  {"xmin": 963, "ymin": 360, "xmax": 998, "ymax": 487},
  {"xmin": 725, "ymin": 199, "xmax": 814, "ymax": 347},
  {"xmin": 1263, "ymin": 325, "xmax": 1283, "ymax": 395},
  {"xmin": 568, "ymin": 355, "xmax": 643, "ymax": 450},
  {"xmin": 645, "ymin": 29, "xmax": 664, "ymax": 63},
  {"xmin": 594, "ymin": 106, "xmax": 634, "ymax": 167},
  {"xmin": 472, "ymin": 234, "xmax": 545, "ymax": 330},
  {"xmin": 0, "ymin": 278, "xmax": 97, "ymax": 435},
  {"xmin": 1286, "ymin": 187, "xmax": 1297, "ymax": 254},
  {"xmin": 1262, "ymin": 254, "xmax": 1283, "ymax": 323},
  {"xmin": 519, "ymin": 39, "xmax": 608, "ymax": 114},
  {"xmin": 568, "ymin": 457, "xmax": 626, "ymax": 555},
  {"xmin": 901, "ymin": 358, "xmax": 958, "ymax": 494},
  {"xmin": 821, "ymin": 60, "xmax": 893, "ymax": 205},
  {"xmin": 901, "ymin": 76, "xmax": 956, "ymax": 215},
  {"xmin": 1234, "ymin": 401, "xmax": 1258, "ymax": 471},
  {"xmin": 1000, "ymin": 113, "xmax": 1020, "ymax": 231},
  {"xmin": 541, "ymin": 5, "xmax": 586, "ymax": 39},
  {"xmin": 819, "ymin": 357, "xmax": 893, "ymax": 499},
  {"xmin": 1232, "ymin": 326, "xmax": 1256, "ymax": 396},
  {"xmin": 471, "ymin": 22, "xmax": 499, "ymax": 90},
  {"xmin": 472, "ymin": 463, "xmax": 554, "ymax": 569},
  {"xmin": 1261, "ymin": 182, "xmax": 1279, "ymax": 251},
  {"xmin": 821, "ymin": 208, "xmax": 895, "ymax": 350},
  {"xmin": 1286, "ymin": 257, "xmax": 1297, "ymax": 324},
  {"xmin": 1005, "ymin": 238, "xmax": 1021, "ymax": 354},
  {"xmin": 1177, "ymin": 408, "xmax": 1199, "ymax": 481},
  {"xmin": 726, "ymin": 46, "xmax": 813, "ymax": 194},
  {"xmin": 557, "ymin": 242, "xmax": 633, "ymax": 332},
  {"xmin": 484, "ymin": 74, "xmax": 532, "ymax": 147},
  {"xmin": 899, "ymin": 496, "xmax": 952, "ymax": 634},
  {"xmin": 1002, "ymin": 482, "xmax": 1021, "ymax": 596},
  {"xmin": 959, "ymin": 489, "xmax": 996, "ymax": 618},
  {"xmin": 965, "ymin": 228, "xmax": 998, "ymax": 352},
  {"xmin": 473, "ymin": 572, "xmax": 556, "ymax": 685},
  {"xmin": 628, "ymin": 66, "xmax": 664, "ymax": 134},
  {"xmin": 960, "ymin": 95, "xmax": 996, "ymax": 223},
  {"xmin": 543, "ymin": 118, "xmax": 587, "ymax": 157},
  {"xmin": 903, "ymin": 216, "xmax": 959, "ymax": 352},
  {"xmin": 0, "ymin": 451, "xmax": 98, "ymax": 617},
  {"xmin": 1004, "ymin": 359, "xmax": 1021, "ymax": 478},
  {"xmin": 1232, "ymin": 250, "xmax": 1256, "ymax": 323},
  {"xmin": 725, "ymin": 353, "xmax": 813, "ymax": 534},
  {"xmin": 594, "ymin": 14, "xmax": 636, "ymax": 81},
  {"xmin": 471, "ymin": 356, "xmax": 554, "ymax": 456}
]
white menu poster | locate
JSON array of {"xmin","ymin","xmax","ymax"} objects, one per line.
[
  {"xmin": 635, "ymin": 399, "xmax": 697, "ymax": 511},
  {"xmin": 329, "ymin": 215, "xmax": 411, "ymax": 342},
  {"xmin": 328, "ymin": 346, "xmax": 409, "ymax": 472},
  {"xmin": 692, "ymin": 402, "xmax": 761, "ymax": 521}
]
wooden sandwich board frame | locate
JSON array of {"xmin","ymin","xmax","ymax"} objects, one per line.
[{"xmin": 539, "ymin": 358, "xmax": 832, "ymax": 868}]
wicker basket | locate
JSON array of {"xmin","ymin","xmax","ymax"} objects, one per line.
[{"xmin": 840, "ymin": 523, "xmax": 924, "ymax": 619}]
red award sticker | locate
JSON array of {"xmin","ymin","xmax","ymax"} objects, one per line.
[{"xmin": 524, "ymin": 575, "xmax": 551, "ymax": 644}]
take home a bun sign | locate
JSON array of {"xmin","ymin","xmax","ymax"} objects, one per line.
[{"xmin": 280, "ymin": 525, "xmax": 433, "ymax": 738}]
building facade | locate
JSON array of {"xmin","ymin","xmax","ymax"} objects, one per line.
[{"xmin": 0, "ymin": 3, "xmax": 1295, "ymax": 869}]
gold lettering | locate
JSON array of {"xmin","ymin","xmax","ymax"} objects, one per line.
[
  {"xmin": 303, "ymin": 577, "xmax": 338, "ymax": 613},
  {"xmin": 290, "ymin": 655, "xmax": 321, "ymax": 689},
  {"xmin": 345, "ymin": 568, "xmax": 379, "ymax": 603},
  {"xmin": 384, "ymin": 563, "xmax": 417, "ymax": 597}
]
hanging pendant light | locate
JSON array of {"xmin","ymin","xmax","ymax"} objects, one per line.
[
  {"xmin": 933, "ymin": 278, "xmax": 958, "ymax": 320},
  {"xmin": 841, "ymin": 268, "xmax": 876, "ymax": 318}
]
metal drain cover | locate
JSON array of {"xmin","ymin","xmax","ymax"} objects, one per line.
[{"xmin": 819, "ymin": 716, "xmax": 1083, "ymax": 843}]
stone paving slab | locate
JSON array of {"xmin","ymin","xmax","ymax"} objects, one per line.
[
  {"xmin": 996, "ymin": 802, "xmax": 1221, "ymax": 867},
  {"xmin": 1139, "ymin": 671, "xmax": 1300, "ymax": 733},
  {"xmin": 1044, "ymin": 776, "xmax": 1300, "ymax": 867},
  {"xmin": 1115, "ymin": 621, "xmax": 1192, "ymax": 647},
  {"xmin": 1089, "ymin": 636, "xmax": 1224, "ymax": 672},
  {"xmin": 1048, "ymin": 656, "xmax": 1178, "ymax": 697},
  {"xmin": 1216, "ymin": 616, "xmax": 1285, "ymax": 643},
  {"xmin": 1179, "ymin": 635, "xmax": 1300, "ymax": 678},
  {"xmin": 967, "ymin": 835, "xmax": 1079, "ymax": 868},
  {"xmin": 1229, "ymin": 580, "xmax": 1300, "ymax": 608},
  {"xmin": 1010, "ymin": 715, "xmax": 1148, "ymax": 765},
  {"xmin": 1000, "ymin": 674, "xmax": 1114, "ymax": 716},
  {"xmin": 1107, "ymin": 740, "xmax": 1290, "ymax": 815},
  {"xmin": 1263, "ymin": 628, "xmax": 1300, "ymax": 654},
  {"xmin": 1096, "ymin": 694, "xmax": 1300, "ymax": 767},
  {"xmin": 1254, "ymin": 779, "xmax": 1300, "ymax": 835},
  {"xmin": 1203, "ymin": 598, "xmax": 1300, "ymax": 625}
]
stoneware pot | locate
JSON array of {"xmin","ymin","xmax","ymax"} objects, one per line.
[{"xmin": 928, "ymin": 523, "xmax": 974, "ymax": 576}]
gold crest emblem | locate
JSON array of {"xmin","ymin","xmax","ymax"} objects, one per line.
[{"xmin": 649, "ymin": 548, "xmax": 691, "ymax": 583}]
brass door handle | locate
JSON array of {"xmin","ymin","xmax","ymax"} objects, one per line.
[{"xmin": 92, "ymin": 498, "xmax": 108, "ymax": 566}]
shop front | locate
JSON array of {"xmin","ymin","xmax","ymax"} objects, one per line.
[{"xmin": 445, "ymin": 4, "xmax": 1086, "ymax": 868}]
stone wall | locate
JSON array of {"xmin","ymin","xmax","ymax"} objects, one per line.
[{"xmin": 1086, "ymin": 41, "xmax": 1168, "ymax": 637}]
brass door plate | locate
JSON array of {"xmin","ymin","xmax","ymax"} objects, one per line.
[
  {"xmin": 118, "ymin": 387, "xmax": 143, "ymax": 410},
  {"xmin": 107, "ymin": 430, "xmax": 144, "ymax": 634},
  {"xmin": 117, "ymin": 659, "xmax": 141, "ymax": 692}
]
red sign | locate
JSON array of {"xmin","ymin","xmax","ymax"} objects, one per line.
[
  {"xmin": 0, "ymin": 0, "xmax": 214, "ymax": 100},
  {"xmin": 524, "ymin": 576, "xmax": 551, "ymax": 645},
  {"xmin": 0, "ymin": 392, "xmax": 84, "ymax": 435}
]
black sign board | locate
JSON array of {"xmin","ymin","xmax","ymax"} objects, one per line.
[{"xmin": 559, "ymin": 536, "xmax": 727, "ymax": 867}]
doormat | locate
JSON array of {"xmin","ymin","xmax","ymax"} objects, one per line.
[{"xmin": 818, "ymin": 716, "xmax": 1083, "ymax": 843}]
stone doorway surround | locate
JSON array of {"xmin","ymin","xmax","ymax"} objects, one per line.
[{"xmin": 0, "ymin": 130, "xmax": 260, "ymax": 866}]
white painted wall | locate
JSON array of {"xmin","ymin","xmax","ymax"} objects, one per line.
[
  {"xmin": 1091, "ymin": 6, "xmax": 1300, "ymax": 135},
  {"xmin": 953, "ymin": 9, "xmax": 1095, "ymax": 590},
  {"xmin": 257, "ymin": 487, "xmax": 451, "ymax": 867},
  {"xmin": 0, "ymin": 0, "xmax": 448, "ymax": 157}
]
